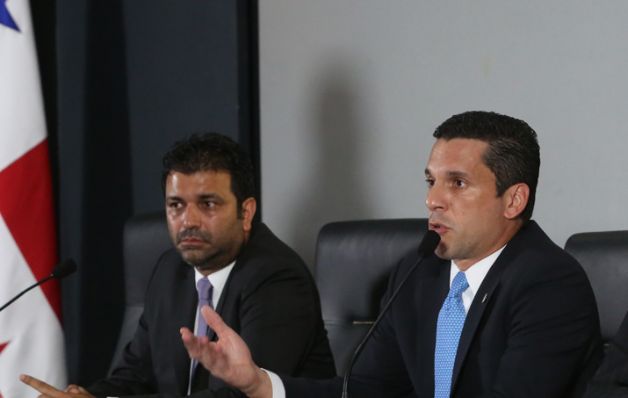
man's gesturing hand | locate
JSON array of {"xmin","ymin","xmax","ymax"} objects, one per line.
[
  {"xmin": 19, "ymin": 374, "xmax": 94, "ymax": 398},
  {"xmin": 180, "ymin": 305, "xmax": 272, "ymax": 398}
]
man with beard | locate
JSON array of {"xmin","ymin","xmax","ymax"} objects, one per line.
[{"xmin": 22, "ymin": 133, "xmax": 335, "ymax": 397}]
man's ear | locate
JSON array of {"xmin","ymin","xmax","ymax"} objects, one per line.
[
  {"xmin": 241, "ymin": 198, "xmax": 257, "ymax": 232},
  {"xmin": 503, "ymin": 183, "xmax": 530, "ymax": 220}
]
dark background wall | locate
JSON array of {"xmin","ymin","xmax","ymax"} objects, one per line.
[{"xmin": 31, "ymin": 0, "xmax": 258, "ymax": 384}]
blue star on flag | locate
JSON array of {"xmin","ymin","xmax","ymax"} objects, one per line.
[{"xmin": 0, "ymin": 0, "xmax": 20, "ymax": 31}]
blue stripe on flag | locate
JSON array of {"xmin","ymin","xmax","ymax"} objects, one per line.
[{"xmin": 0, "ymin": 0, "xmax": 20, "ymax": 32}]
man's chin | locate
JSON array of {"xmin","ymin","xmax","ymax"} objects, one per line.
[
  {"xmin": 434, "ymin": 244, "xmax": 452, "ymax": 260},
  {"xmin": 180, "ymin": 250, "xmax": 232, "ymax": 273},
  {"xmin": 180, "ymin": 250, "xmax": 213, "ymax": 267}
]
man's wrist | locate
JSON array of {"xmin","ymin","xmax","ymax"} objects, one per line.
[{"xmin": 241, "ymin": 367, "xmax": 273, "ymax": 398}]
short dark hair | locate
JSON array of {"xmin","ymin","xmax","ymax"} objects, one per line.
[
  {"xmin": 162, "ymin": 133, "xmax": 256, "ymax": 211},
  {"xmin": 433, "ymin": 111, "xmax": 540, "ymax": 221}
]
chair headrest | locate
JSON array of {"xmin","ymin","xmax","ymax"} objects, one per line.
[
  {"xmin": 565, "ymin": 230, "xmax": 628, "ymax": 341},
  {"xmin": 315, "ymin": 218, "xmax": 428, "ymax": 321}
]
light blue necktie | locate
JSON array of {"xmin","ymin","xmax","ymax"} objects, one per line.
[{"xmin": 434, "ymin": 271, "xmax": 469, "ymax": 398}]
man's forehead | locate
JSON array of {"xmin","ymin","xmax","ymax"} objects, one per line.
[
  {"xmin": 428, "ymin": 138, "xmax": 487, "ymax": 160},
  {"xmin": 425, "ymin": 138, "xmax": 491, "ymax": 175},
  {"xmin": 431, "ymin": 137, "xmax": 488, "ymax": 149},
  {"xmin": 167, "ymin": 169, "xmax": 231, "ymax": 180},
  {"xmin": 165, "ymin": 170, "xmax": 233, "ymax": 194}
]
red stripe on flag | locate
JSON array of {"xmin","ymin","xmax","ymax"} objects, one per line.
[{"xmin": 0, "ymin": 139, "xmax": 60, "ymax": 319}]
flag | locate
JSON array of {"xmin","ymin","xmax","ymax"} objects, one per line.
[{"xmin": 0, "ymin": 0, "xmax": 67, "ymax": 396}]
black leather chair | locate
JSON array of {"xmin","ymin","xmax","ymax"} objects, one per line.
[
  {"xmin": 314, "ymin": 218, "xmax": 428, "ymax": 375},
  {"xmin": 564, "ymin": 230, "xmax": 628, "ymax": 347},
  {"xmin": 108, "ymin": 212, "xmax": 172, "ymax": 373}
]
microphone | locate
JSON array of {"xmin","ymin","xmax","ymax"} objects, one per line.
[
  {"xmin": 0, "ymin": 259, "xmax": 78, "ymax": 313},
  {"xmin": 51, "ymin": 258, "xmax": 78, "ymax": 279},
  {"xmin": 341, "ymin": 230, "xmax": 440, "ymax": 398}
]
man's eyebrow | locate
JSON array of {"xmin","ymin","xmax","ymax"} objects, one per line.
[
  {"xmin": 446, "ymin": 170, "xmax": 470, "ymax": 179},
  {"xmin": 198, "ymin": 193, "xmax": 224, "ymax": 201},
  {"xmin": 165, "ymin": 193, "xmax": 223, "ymax": 201},
  {"xmin": 424, "ymin": 169, "xmax": 470, "ymax": 179}
]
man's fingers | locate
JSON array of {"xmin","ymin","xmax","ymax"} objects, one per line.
[
  {"xmin": 183, "ymin": 329, "xmax": 219, "ymax": 363},
  {"xmin": 65, "ymin": 384, "xmax": 79, "ymax": 393},
  {"xmin": 180, "ymin": 327, "xmax": 200, "ymax": 355},
  {"xmin": 201, "ymin": 305, "xmax": 230, "ymax": 336},
  {"xmin": 180, "ymin": 326, "xmax": 194, "ymax": 343},
  {"xmin": 65, "ymin": 384, "xmax": 87, "ymax": 394},
  {"xmin": 20, "ymin": 374, "xmax": 63, "ymax": 397}
]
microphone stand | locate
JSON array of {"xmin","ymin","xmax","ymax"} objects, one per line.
[
  {"xmin": 341, "ymin": 231, "xmax": 439, "ymax": 398},
  {"xmin": 0, "ymin": 276, "xmax": 54, "ymax": 312},
  {"xmin": 0, "ymin": 259, "xmax": 77, "ymax": 313}
]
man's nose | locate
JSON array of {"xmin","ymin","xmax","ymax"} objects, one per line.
[
  {"xmin": 182, "ymin": 205, "xmax": 202, "ymax": 228},
  {"xmin": 425, "ymin": 183, "xmax": 446, "ymax": 212}
]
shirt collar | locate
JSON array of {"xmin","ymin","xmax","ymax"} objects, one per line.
[
  {"xmin": 450, "ymin": 245, "xmax": 506, "ymax": 299},
  {"xmin": 194, "ymin": 261, "xmax": 236, "ymax": 308}
]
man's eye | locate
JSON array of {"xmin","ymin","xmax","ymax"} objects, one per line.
[
  {"xmin": 454, "ymin": 179, "xmax": 466, "ymax": 188},
  {"xmin": 203, "ymin": 201, "xmax": 216, "ymax": 208},
  {"xmin": 168, "ymin": 202, "xmax": 182, "ymax": 209},
  {"xmin": 425, "ymin": 178, "xmax": 435, "ymax": 187}
]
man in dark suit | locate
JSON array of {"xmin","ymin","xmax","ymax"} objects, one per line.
[
  {"xmin": 176, "ymin": 111, "xmax": 602, "ymax": 397},
  {"xmin": 21, "ymin": 133, "xmax": 335, "ymax": 397},
  {"xmin": 584, "ymin": 311, "xmax": 628, "ymax": 397}
]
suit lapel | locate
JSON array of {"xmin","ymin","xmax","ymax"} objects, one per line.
[
  {"xmin": 172, "ymin": 263, "xmax": 198, "ymax": 394},
  {"xmin": 209, "ymin": 259, "xmax": 240, "ymax": 342},
  {"xmin": 449, "ymin": 222, "xmax": 538, "ymax": 393},
  {"xmin": 451, "ymin": 250, "xmax": 510, "ymax": 391}
]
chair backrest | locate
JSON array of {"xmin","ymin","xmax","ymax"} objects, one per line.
[
  {"xmin": 109, "ymin": 212, "xmax": 172, "ymax": 373},
  {"xmin": 564, "ymin": 230, "xmax": 628, "ymax": 345},
  {"xmin": 314, "ymin": 218, "xmax": 428, "ymax": 375}
]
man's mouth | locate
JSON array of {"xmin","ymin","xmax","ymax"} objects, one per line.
[
  {"xmin": 428, "ymin": 222, "xmax": 450, "ymax": 235},
  {"xmin": 177, "ymin": 230, "xmax": 211, "ymax": 246},
  {"xmin": 179, "ymin": 237, "xmax": 205, "ymax": 244}
]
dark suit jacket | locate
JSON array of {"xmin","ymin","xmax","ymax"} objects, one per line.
[
  {"xmin": 284, "ymin": 221, "xmax": 602, "ymax": 397},
  {"xmin": 584, "ymin": 311, "xmax": 628, "ymax": 397},
  {"xmin": 89, "ymin": 223, "xmax": 335, "ymax": 397}
]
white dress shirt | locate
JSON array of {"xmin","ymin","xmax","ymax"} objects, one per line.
[
  {"xmin": 187, "ymin": 262, "xmax": 236, "ymax": 395},
  {"xmin": 453, "ymin": 245, "xmax": 505, "ymax": 313}
]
